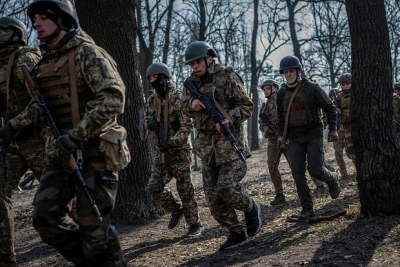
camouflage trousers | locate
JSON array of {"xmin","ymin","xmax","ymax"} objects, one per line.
[
  {"xmin": 202, "ymin": 156, "xmax": 253, "ymax": 234},
  {"xmin": 341, "ymin": 126, "xmax": 356, "ymax": 166},
  {"xmin": 146, "ymin": 149, "xmax": 200, "ymax": 227},
  {"xmin": 33, "ymin": 155, "xmax": 127, "ymax": 267},
  {"xmin": 267, "ymin": 140, "xmax": 289, "ymax": 194},
  {"xmin": 287, "ymin": 138, "xmax": 337, "ymax": 211},
  {"xmin": 333, "ymin": 130, "xmax": 349, "ymax": 177},
  {"xmin": 0, "ymin": 133, "xmax": 46, "ymax": 256}
]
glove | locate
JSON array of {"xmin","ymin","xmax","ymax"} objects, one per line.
[
  {"xmin": 146, "ymin": 118, "xmax": 158, "ymax": 131},
  {"xmin": 28, "ymin": 101, "xmax": 46, "ymax": 128},
  {"xmin": 328, "ymin": 130, "xmax": 339, "ymax": 142},
  {"xmin": 277, "ymin": 136, "xmax": 286, "ymax": 150},
  {"xmin": 0, "ymin": 123, "xmax": 16, "ymax": 147},
  {"xmin": 158, "ymin": 141, "xmax": 172, "ymax": 152},
  {"xmin": 56, "ymin": 134, "xmax": 80, "ymax": 154}
]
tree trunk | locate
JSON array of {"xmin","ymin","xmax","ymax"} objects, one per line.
[
  {"xmin": 345, "ymin": 0, "xmax": 400, "ymax": 215},
  {"xmin": 249, "ymin": 0, "xmax": 260, "ymax": 150},
  {"xmin": 75, "ymin": 0, "xmax": 163, "ymax": 224}
]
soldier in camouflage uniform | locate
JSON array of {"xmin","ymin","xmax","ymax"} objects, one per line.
[
  {"xmin": 258, "ymin": 79, "xmax": 287, "ymax": 205},
  {"xmin": 392, "ymin": 83, "xmax": 400, "ymax": 140},
  {"xmin": 328, "ymin": 88, "xmax": 350, "ymax": 179},
  {"xmin": 27, "ymin": 1, "xmax": 130, "ymax": 266},
  {"xmin": 336, "ymin": 73, "xmax": 356, "ymax": 166},
  {"xmin": 0, "ymin": 17, "xmax": 45, "ymax": 267},
  {"xmin": 182, "ymin": 41, "xmax": 261, "ymax": 250},
  {"xmin": 276, "ymin": 56, "xmax": 341, "ymax": 220},
  {"xmin": 144, "ymin": 62, "xmax": 203, "ymax": 237}
]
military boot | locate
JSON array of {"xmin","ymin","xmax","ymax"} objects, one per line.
[
  {"xmin": 0, "ymin": 253, "xmax": 17, "ymax": 267},
  {"xmin": 326, "ymin": 175, "xmax": 341, "ymax": 199}
]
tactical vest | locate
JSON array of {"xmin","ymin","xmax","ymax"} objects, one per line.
[
  {"xmin": 282, "ymin": 81, "xmax": 319, "ymax": 127},
  {"xmin": 338, "ymin": 92, "xmax": 351, "ymax": 124},
  {"xmin": 0, "ymin": 48, "xmax": 33, "ymax": 120},
  {"xmin": 33, "ymin": 47, "xmax": 94, "ymax": 129}
]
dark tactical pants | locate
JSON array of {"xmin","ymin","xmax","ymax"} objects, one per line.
[
  {"xmin": 147, "ymin": 149, "xmax": 200, "ymax": 226},
  {"xmin": 287, "ymin": 138, "xmax": 337, "ymax": 211},
  {"xmin": 202, "ymin": 156, "xmax": 253, "ymax": 234},
  {"xmin": 1, "ymin": 136, "xmax": 46, "ymax": 257},
  {"xmin": 33, "ymin": 156, "xmax": 127, "ymax": 267}
]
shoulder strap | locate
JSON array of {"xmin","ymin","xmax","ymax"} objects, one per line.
[
  {"xmin": 68, "ymin": 48, "xmax": 80, "ymax": 127},
  {"xmin": 282, "ymin": 82, "xmax": 302, "ymax": 142}
]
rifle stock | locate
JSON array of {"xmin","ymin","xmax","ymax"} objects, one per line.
[
  {"xmin": 259, "ymin": 113, "xmax": 280, "ymax": 138},
  {"xmin": 21, "ymin": 64, "xmax": 103, "ymax": 222},
  {"xmin": 184, "ymin": 78, "xmax": 246, "ymax": 163}
]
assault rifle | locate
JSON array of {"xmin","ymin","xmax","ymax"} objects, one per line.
[
  {"xmin": 259, "ymin": 113, "xmax": 283, "ymax": 171},
  {"xmin": 21, "ymin": 64, "xmax": 103, "ymax": 222},
  {"xmin": 184, "ymin": 78, "xmax": 246, "ymax": 163},
  {"xmin": 0, "ymin": 117, "xmax": 9, "ymax": 181}
]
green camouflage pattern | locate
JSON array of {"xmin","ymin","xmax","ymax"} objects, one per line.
[
  {"xmin": 182, "ymin": 64, "xmax": 252, "ymax": 165},
  {"xmin": 259, "ymin": 93, "xmax": 285, "ymax": 194},
  {"xmin": 333, "ymin": 130, "xmax": 349, "ymax": 177},
  {"xmin": 0, "ymin": 45, "xmax": 45, "ymax": 257},
  {"xmin": 182, "ymin": 64, "xmax": 254, "ymax": 234},
  {"xmin": 145, "ymin": 84, "xmax": 200, "ymax": 226},
  {"xmin": 336, "ymin": 91, "xmax": 356, "ymax": 164},
  {"xmin": 32, "ymin": 29, "xmax": 127, "ymax": 267}
]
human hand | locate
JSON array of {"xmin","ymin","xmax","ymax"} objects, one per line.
[
  {"xmin": 216, "ymin": 119, "xmax": 229, "ymax": 133},
  {"xmin": 146, "ymin": 118, "xmax": 158, "ymax": 131},
  {"xmin": 277, "ymin": 136, "xmax": 286, "ymax": 150},
  {"xmin": 56, "ymin": 134, "xmax": 80, "ymax": 154},
  {"xmin": 328, "ymin": 130, "xmax": 339, "ymax": 142},
  {"xmin": 28, "ymin": 101, "xmax": 46, "ymax": 128},
  {"xmin": 191, "ymin": 99, "xmax": 206, "ymax": 112}
]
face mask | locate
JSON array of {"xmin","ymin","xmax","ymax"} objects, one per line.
[{"xmin": 150, "ymin": 75, "xmax": 167, "ymax": 98}]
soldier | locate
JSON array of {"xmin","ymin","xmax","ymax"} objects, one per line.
[
  {"xmin": 328, "ymin": 88, "xmax": 349, "ymax": 179},
  {"xmin": 144, "ymin": 62, "xmax": 204, "ymax": 236},
  {"xmin": 336, "ymin": 73, "xmax": 356, "ymax": 166},
  {"xmin": 0, "ymin": 16, "xmax": 44, "ymax": 267},
  {"xmin": 392, "ymin": 83, "xmax": 400, "ymax": 140},
  {"xmin": 26, "ymin": 0, "xmax": 130, "ymax": 266},
  {"xmin": 276, "ymin": 55, "xmax": 341, "ymax": 220},
  {"xmin": 258, "ymin": 79, "xmax": 287, "ymax": 205},
  {"xmin": 182, "ymin": 41, "xmax": 261, "ymax": 250},
  {"xmin": 394, "ymin": 83, "xmax": 400, "ymax": 96}
]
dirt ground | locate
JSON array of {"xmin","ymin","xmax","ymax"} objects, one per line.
[{"xmin": 12, "ymin": 143, "xmax": 400, "ymax": 267}]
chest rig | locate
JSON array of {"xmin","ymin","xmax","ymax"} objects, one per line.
[
  {"xmin": 33, "ymin": 48, "xmax": 90, "ymax": 129},
  {"xmin": 0, "ymin": 50, "xmax": 19, "ymax": 119}
]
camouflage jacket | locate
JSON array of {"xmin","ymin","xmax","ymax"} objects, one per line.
[
  {"xmin": 182, "ymin": 63, "xmax": 253, "ymax": 165},
  {"xmin": 32, "ymin": 29, "xmax": 125, "ymax": 143},
  {"xmin": 259, "ymin": 92, "xmax": 279, "ymax": 141},
  {"xmin": 0, "ymin": 45, "xmax": 41, "ymax": 132},
  {"xmin": 145, "ymin": 82, "xmax": 193, "ymax": 152}
]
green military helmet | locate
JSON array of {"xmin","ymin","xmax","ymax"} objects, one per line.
[
  {"xmin": 27, "ymin": 0, "xmax": 79, "ymax": 31},
  {"xmin": 0, "ymin": 17, "xmax": 28, "ymax": 46},
  {"xmin": 184, "ymin": 41, "xmax": 218, "ymax": 64},
  {"xmin": 279, "ymin": 55, "xmax": 303, "ymax": 74},
  {"xmin": 338, "ymin": 73, "xmax": 352, "ymax": 84},
  {"xmin": 146, "ymin": 62, "xmax": 172, "ymax": 78},
  {"xmin": 260, "ymin": 79, "xmax": 279, "ymax": 90}
]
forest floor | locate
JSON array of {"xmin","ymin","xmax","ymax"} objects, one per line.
[{"xmin": 12, "ymin": 142, "xmax": 400, "ymax": 267}]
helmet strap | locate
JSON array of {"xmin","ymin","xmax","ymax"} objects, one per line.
[{"xmin": 40, "ymin": 27, "xmax": 61, "ymax": 43}]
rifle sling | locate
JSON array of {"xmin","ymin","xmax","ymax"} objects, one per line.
[
  {"xmin": 211, "ymin": 86, "xmax": 233, "ymax": 124},
  {"xmin": 282, "ymin": 82, "xmax": 302, "ymax": 143},
  {"xmin": 5, "ymin": 51, "xmax": 17, "ymax": 121}
]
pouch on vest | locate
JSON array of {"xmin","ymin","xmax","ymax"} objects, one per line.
[{"xmin": 99, "ymin": 125, "xmax": 131, "ymax": 171}]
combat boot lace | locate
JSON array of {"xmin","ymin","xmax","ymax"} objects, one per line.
[
  {"xmin": 187, "ymin": 224, "xmax": 204, "ymax": 237},
  {"xmin": 270, "ymin": 193, "xmax": 286, "ymax": 206},
  {"xmin": 327, "ymin": 175, "xmax": 341, "ymax": 199},
  {"xmin": 244, "ymin": 202, "xmax": 262, "ymax": 237},
  {"xmin": 168, "ymin": 208, "xmax": 183, "ymax": 230},
  {"xmin": 219, "ymin": 231, "xmax": 248, "ymax": 250}
]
